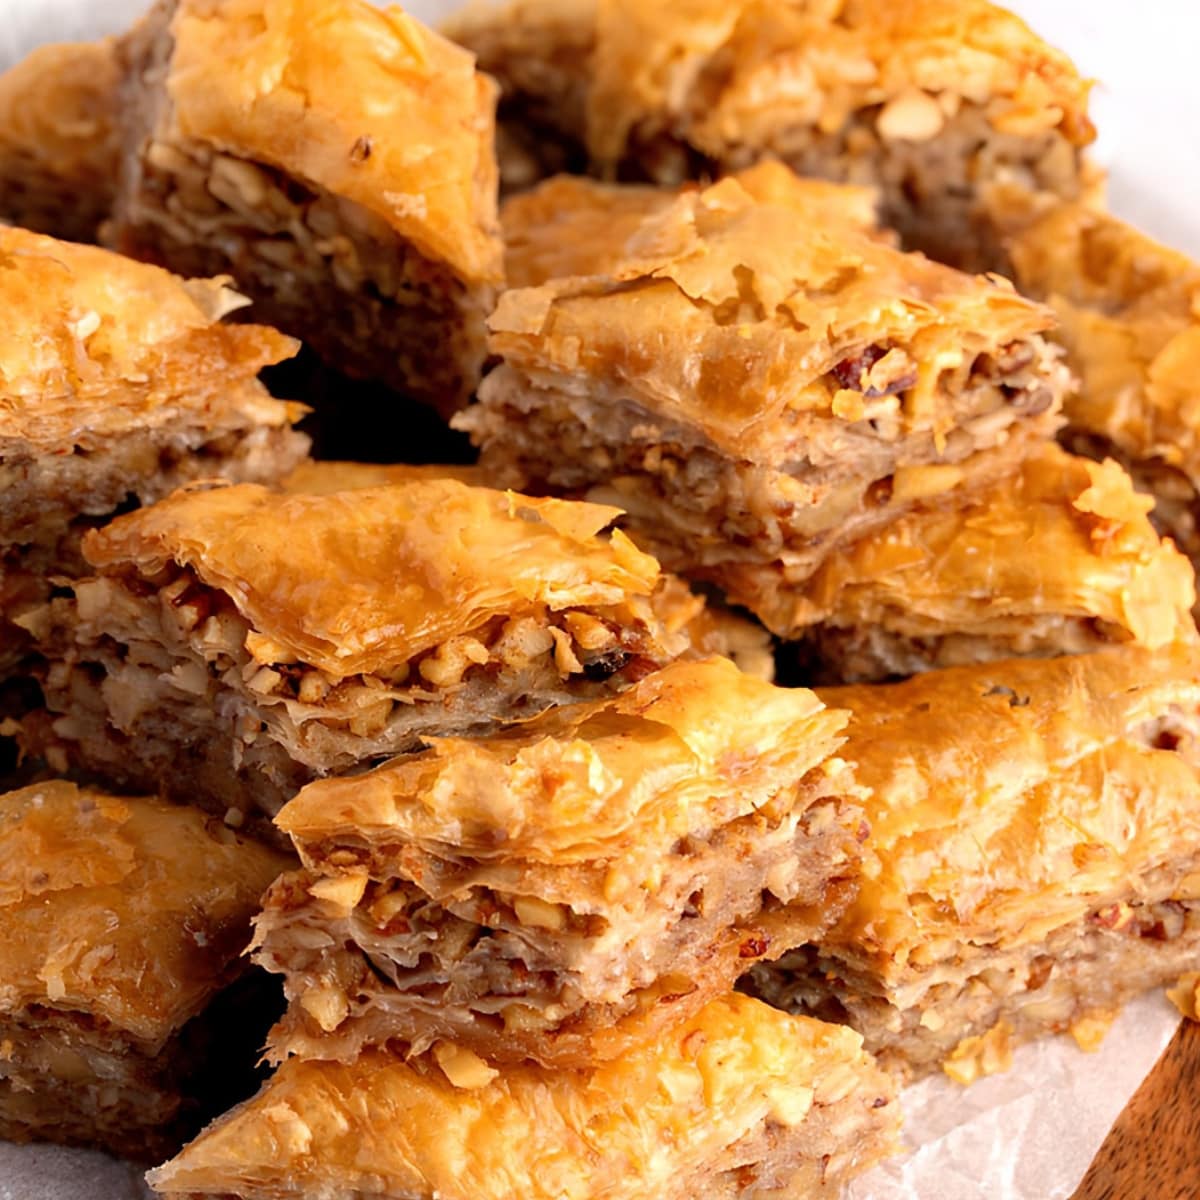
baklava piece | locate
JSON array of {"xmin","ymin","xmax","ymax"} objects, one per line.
[
  {"xmin": 447, "ymin": 0, "xmax": 1095, "ymax": 268},
  {"xmin": 18, "ymin": 479, "xmax": 707, "ymax": 825},
  {"xmin": 795, "ymin": 444, "xmax": 1196, "ymax": 683},
  {"xmin": 0, "ymin": 39, "xmax": 122, "ymax": 243},
  {"xmin": 457, "ymin": 178, "xmax": 1071, "ymax": 637},
  {"xmin": 113, "ymin": 0, "xmax": 503, "ymax": 417},
  {"xmin": 746, "ymin": 644, "xmax": 1200, "ymax": 1082},
  {"xmin": 1009, "ymin": 203, "xmax": 1200, "ymax": 582},
  {"xmin": 148, "ymin": 993, "xmax": 898, "ymax": 1200},
  {"xmin": 253, "ymin": 658, "xmax": 861, "ymax": 1067},
  {"xmin": 0, "ymin": 780, "xmax": 290, "ymax": 1161},
  {"xmin": 0, "ymin": 226, "xmax": 306, "ymax": 673},
  {"xmin": 502, "ymin": 162, "xmax": 882, "ymax": 288}
]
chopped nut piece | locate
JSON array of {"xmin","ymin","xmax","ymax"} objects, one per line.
[
  {"xmin": 943, "ymin": 1021, "xmax": 1013, "ymax": 1085},
  {"xmin": 309, "ymin": 871, "xmax": 369, "ymax": 911},
  {"xmin": 433, "ymin": 1042, "xmax": 500, "ymax": 1090},
  {"xmin": 876, "ymin": 90, "xmax": 946, "ymax": 143},
  {"xmin": 1167, "ymin": 972, "xmax": 1200, "ymax": 1021}
]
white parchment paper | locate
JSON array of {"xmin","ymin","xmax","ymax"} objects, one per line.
[{"xmin": 2, "ymin": 1, "xmax": 1198, "ymax": 1197}]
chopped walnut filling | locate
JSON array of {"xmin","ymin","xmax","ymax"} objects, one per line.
[{"xmin": 75, "ymin": 564, "xmax": 677, "ymax": 741}]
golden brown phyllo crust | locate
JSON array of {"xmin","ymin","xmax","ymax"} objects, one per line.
[
  {"xmin": 745, "ymin": 643, "xmax": 1200, "ymax": 1081},
  {"xmin": 793, "ymin": 443, "xmax": 1197, "ymax": 682},
  {"xmin": 501, "ymin": 164, "xmax": 884, "ymax": 289},
  {"xmin": 15, "ymin": 480, "xmax": 739, "ymax": 827},
  {"xmin": 0, "ymin": 227, "xmax": 302, "ymax": 463},
  {"xmin": 0, "ymin": 225, "xmax": 307, "ymax": 670},
  {"xmin": 253, "ymin": 657, "xmax": 864, "ymax": 1067},
  {"xmin": 0, "ymin": 780, "xmax": 290, "ymax": 1160},
  {"xmin": 1008, "ymin": 202, "xmax": 1200, "ymax": 580},
  {"xmin": 457, "ymin": 176, "xmax": 1072, "ymax": 634},
  {"xmin": 448, "ymin": 0, "xmax": 1094, "ymax": 267},
  {"xmin": 112, "ymin": 0, "xmax": 503, "ymax": 415},
  {"xmin": 0, "ymin": 38, "xmax": 122, "ymax": 243},
  {"xmin": 147, "ymin": 993, "xmax": 900, "ymax": 1200}
]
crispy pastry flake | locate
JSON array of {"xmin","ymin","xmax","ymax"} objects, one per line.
[
  {"xmin": 148, "ymin": 993, "xmax": 899, "ymax": 1200},
  {"xmin": 0, "ymin": 780, "xmax": 290, "ymax": 1160}
]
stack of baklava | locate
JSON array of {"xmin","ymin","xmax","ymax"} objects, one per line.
[{"xmin": 1, "ymin": 0, "xmax": 1200, "ymax": 1198}]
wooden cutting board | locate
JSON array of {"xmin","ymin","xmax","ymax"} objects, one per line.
[{"xmin": 1070, "ymin": 1018, "xmax": 1200, "ymax": 1199}]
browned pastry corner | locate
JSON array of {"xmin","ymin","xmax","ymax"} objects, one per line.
[
  {"xmin": 148, "ymin": 993, "xmax": 899, "ymax": 1200},
  {"xmin": 502, "ymin": 163, "xmax": 884, "ymax": 288},
  {"xmin": 746, "ymin": 643, "xmax": 1200, "ymax": 1083},
  {"xmin": 457, "ymin": 174, "xmax": 1071, "ymax": 637},
  {"xmin": 0, "ymin": 224, "xmax": 306, "ymax": 675},
  {"xmin": 792, "ymin": 442, "xmax": 1197, "ymax": 683},
  {"xmin": 0, "ymin": 38, "xmax": 123, "ymax": 243},
  {"xmin": 1009, "ymin": 201, "xmax": 1200, "ymax": 613},
  {"xmin": 448, "ymin": 0, "xmax": 1095, "ymax": 269},
  {"xmin": 111, "ymin": 0, "xmax": 503, "ymax": 417},
  {"xmin": 0, "ymin": 780, "xmax": 290, "ymax": 1161}
]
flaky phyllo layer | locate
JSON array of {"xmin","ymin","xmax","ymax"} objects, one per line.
[
  {"xmin": 472, "ymin": 178, "xmax": 1066, "ymax": 466},
  {"xmin": 18, "ymin": 480, "xmax": 725, "ymax": 822},
  {"xmin": 0, "ymin": 224, "xmax": 307, "ymax": 666},
  {"xmin": 0, "ymin": 227, "xmax": 302, "ymax": 457},
  {"xmin": 794, "ymin": 443, "xmax": 1197, "ymax": 682},
  {"xmin": 253, "ymin": 658, "xmax": 865, "ymax": 1066},
  {"xmin": 0, "ymin": 38, "xmax": 121, "ymax": 242},
  {"xmin": 0, "ymin": 781, "xmax": 289, "ymax": 1159},
  {"xmin": 148, "ymin": 993, "xmax": 899, "ymax": 1200},
  {"xmin": 1009, "ymin": 203, "xmax": 1200, "ymax": 576},
  {"xmin": 500, "ymin": 164, "xmax": 884, "ymax": 288},
  {"xmin": 0, "ymin": 780, "xmax": 288, "ymax": 1043},
  {"xmin": 459, "ymin": 176, "xmax": 1071, "ymax": 631},
  {"xmin": 746, "ymin": 644, "xmax": 1200, "ymax": 1079}
]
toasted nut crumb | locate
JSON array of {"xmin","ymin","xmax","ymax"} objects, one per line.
[
  {"xmin": 419, "ymin": 636, "xmax": 490, "ymax": 689},
  {"xmin": 299, "ymin": 982, "xmax": 349, "ymax": 1033},
  {"xmin": 513, "ymin": 895, "xmax": 567, "ymax": 931},
  {"xmin": 245, "ymin": 630, "xmax": 297, "ymax": 665},
  {"xmin": 877, "ymin": 90, "xmax": 946, "ymax": 142},
  {"xmin": 831, "ymin": 388, "xmax": 866, "ymax": 420},
  {"xmin": 891, "ymin": 463, "xmax": 965, "ymax": 502},
  {"xmin": 1167, "ymin": 972, "xmax": 1200, "ymax": 1020},
  {"xmin": 738, "ymin": 934, "xmax": 770, "ymax": 959},
  {"xmin": 548, "ymin": 626, "xmax": 584, "ymax": 676},
  {"xmin": 298, "ymin": 671, "xmax": 331, "ymax": 704},
  {"xmin": 943, "ymin": 1021, "xmax": 1013, "ymax": 1085},
  {"xmin": 369, "ymin": 888, "xmax": 415, "ymax": 929},
  {"xmin": 1069, "ymin": 1010, "xmax": 1116, "ymax": 1052},
  {"xmin": 348, "ymin": 697, "xmax": 394, "ymax": 737},
  {"xmin": 246, "ymin": 666, "xmax": 283, "ymax": 695},
  {"xmin": 309, "ymin": 871, "xmax": 369, "ymax": 911},
  {"xmin": 1089, "ymin": 902, "xmax": 1133, "ymax": 932},
  {"xmin": 501, "ymin": 1004, "xmax": 548, "ymax": 1034},
  {"xmin": 434, "ymin": 1042, "xmax": 499, "ymax": 1090},
  {"xmin": 562, "ymin": 611, "xmax": 616, "ymax": 652}
]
